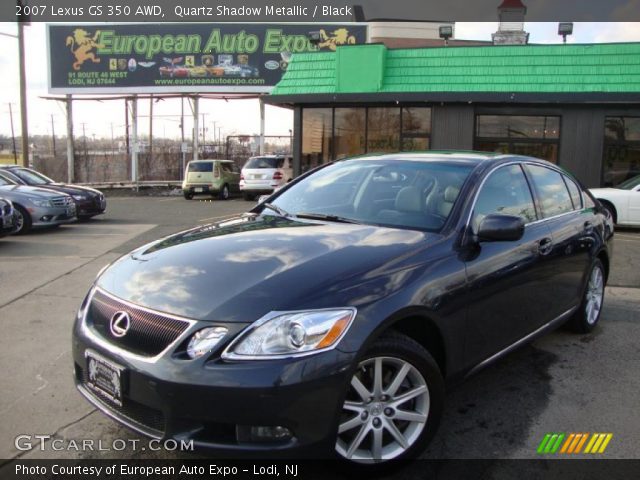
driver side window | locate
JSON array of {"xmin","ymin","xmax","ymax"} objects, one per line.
[{"xmin": 472, "ymin": 164, "xmax": 537, "ymax": 231}]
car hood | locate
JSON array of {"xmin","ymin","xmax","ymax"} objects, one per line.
[
  {"xmin": 0, "ymin": 184, "xmax": 68, "ymax": 199},
  {"xmin": 97, "ymin": 214, "xmax": 438, "ymax": 322},
  {"xmin": 41, "ymin": 183, "xmax": 102, "ymax": 197}
]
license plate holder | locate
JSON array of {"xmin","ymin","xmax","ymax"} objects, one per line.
[{"xmin": 85, "ymin": 350, "xmax": 126, "ymax": 407}]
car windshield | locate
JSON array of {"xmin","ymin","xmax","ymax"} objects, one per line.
[
  {"xmin": 12, "ymin": 168, "xmax": 53, "ymax": 185},
  {"xmin": 615, "ymin": 175, "xmax": 640, "ymax": 190},
  {"xmin": 269, "ymin": 159, "xmax": 473, "ymax": 232},
  {"xmin": 187, "ymin": 162, "xmax": 213, "ymax": 172},
  {"xmin": 0, "ymin": 175, "xmax": 15, "ymax": 186},
  {"xmin": 244, "ymin": 157, "xmax": 284, "ymax": 169}
]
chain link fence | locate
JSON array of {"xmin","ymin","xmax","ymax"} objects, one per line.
[{"xmin": 30, "ymin": 135, "xmax": 293, "ymax": 184}]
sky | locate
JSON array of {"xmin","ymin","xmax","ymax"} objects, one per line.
[{"xmin": 0, "ymin": 21, "xmax": 639, "ymax": 143}]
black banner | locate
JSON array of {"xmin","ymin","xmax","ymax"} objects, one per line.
[
  {"xmin": 47, "ymin": 23, "xmax": 367, "ymax": 94},
  {"xmin": 2, "ymin": 459, "xmax": 640, "ymax": 480}
]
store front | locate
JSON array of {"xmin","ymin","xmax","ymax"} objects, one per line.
[{"xmin": 266, "ymin": 42, "xmax": 640, "ymax": 187}]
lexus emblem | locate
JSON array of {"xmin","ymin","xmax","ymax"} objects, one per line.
[{"xmin": 109, "ymin": 311, "xmax": 131, "ymax": 338}]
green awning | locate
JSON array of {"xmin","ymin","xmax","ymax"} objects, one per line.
[{"xmin": 269, "ymin": 42, "xmax": 640, "ymax": 102}]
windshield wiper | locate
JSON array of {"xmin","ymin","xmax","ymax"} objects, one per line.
[
  {"xmin": 262, "ymin": 202, "xmax": 291, "ymax": 218},
  {"xmin": 296, "ymin": 212, "xmax": 361, "ymax": 224}
]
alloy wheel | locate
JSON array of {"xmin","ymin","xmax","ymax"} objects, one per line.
[
  {"xmin": 14, "ymin": 210, "xmax": 24, "ymax": 233},
  {"xmin": 586, "ymin": 265, "xmax": 604, "ymax": 325},
  {"xmin": 336, "ymin": 356, "xmax": 430, "ymax": 463}
]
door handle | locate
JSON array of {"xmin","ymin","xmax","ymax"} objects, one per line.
[{"xmin": 538, "ymin": 237, "xmax": 553, "ymax": 256}]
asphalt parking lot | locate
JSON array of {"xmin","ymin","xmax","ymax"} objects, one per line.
[{"xmin": 1, "ymin": 196, "xmax": 639, "ymax": 464}]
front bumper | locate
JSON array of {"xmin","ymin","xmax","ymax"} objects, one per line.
[
  {"xmin": 76, "ymin": 196, "xmax": 106, "ymax": 218},
  {"xmin": 30, "ymin": 204, "xmax": 77, "ymax": 227},
  {"xmin": 0, "ymin": 212, "xmax": 17, "ymax": 236},
  {"xmin": 72, "ymin": 295, "xmax": 355, "ymax": 458}
]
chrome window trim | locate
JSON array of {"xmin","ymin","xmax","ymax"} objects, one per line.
[
  {"xmin": 80, "ymin": 286, "xmax": 200, "ymax": 364},
  {"xmin": 465, "ymin": 160, "xmax": 583, "ymax": 231}
]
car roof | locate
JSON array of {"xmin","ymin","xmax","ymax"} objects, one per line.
[{"xmin": 188, "ymin": 159, "xmax": 234, "ymax": 163}]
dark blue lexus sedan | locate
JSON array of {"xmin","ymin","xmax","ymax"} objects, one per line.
[{"xmin": 72, "ymin": 152, "xmax": 613, "ymax": 464}]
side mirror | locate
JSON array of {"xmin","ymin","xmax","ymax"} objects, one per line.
[
  {"xmin": 257, "ymin": 195, "xmax": 270, "ymax": 204},
  {"xmin": 477, "ymin": 214, "xmax": 525, "ymax": 242}
]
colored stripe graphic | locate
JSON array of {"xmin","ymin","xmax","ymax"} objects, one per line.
[{"xmin": 540, "ymin": 433, "xmax": 613, "ymax": 454}]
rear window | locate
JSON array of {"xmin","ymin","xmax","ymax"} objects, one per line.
[
  {"xmin": 188, "ymin": 162, "xmax": 213, "ymax": 173},
  {"xmin": 244, "ymin": 157, "xmax": 284, "ymax": 169},
  {"xmin": 526, "ymin": 164, "xmax": 574, "ymax": 218}
]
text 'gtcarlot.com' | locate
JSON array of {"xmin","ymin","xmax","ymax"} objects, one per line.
[{"xmin": 14, "ymin": 434, "xmax": 193, "ymax": 452}]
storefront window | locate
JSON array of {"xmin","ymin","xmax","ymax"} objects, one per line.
[
  {"xmin": 334, "ymin": 108, "xmax": 366, "ymax": 159},
  {"xmin": 301, "ymin": 108, "xmax": 333, "ymax": 173},
  {"xmin": 475, "ymin": 115, "xmax": 560, "ymax": 163},
  {"xmin": 602, "ymin": 117, "xmax": 640, "ymax": 186},
  {"xmin": 367, "ymin": 108, "xmax": 401, "ymax": 153},
  {"xmin": 402, "ymin": 107, "xmax": 431, "ymax": 151}
]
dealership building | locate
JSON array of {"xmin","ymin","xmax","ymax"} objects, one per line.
[{"xmin": 266, "ymin": 40, "xmax": 640, "ymax": 188}]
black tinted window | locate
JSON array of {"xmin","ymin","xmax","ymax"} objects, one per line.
[
  {"xmin": 188, "ymin": 162, "xmax": 213, "ymax": 172},
  {"xmin": 473, "ymin": 164, "xmax": 537, "ymax": 229},
  {"xmin": 526, "ymin": 165, "xmax": 574, "ymax": 218},
  {"xmin": 563, "ymin": 175, "xmax": 583, "ymax": 210},
  {"xmin": 245, "ymin": 157, "xmax": 283, "ymax": 169}
]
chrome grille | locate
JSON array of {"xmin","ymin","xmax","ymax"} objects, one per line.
[
  {"xmin": 50, "ymin": 196, "xmax": 73, "ymax": 207},
  {"xmin": 87, "ymin": 290, "xmax": 191, "ymax": 357}
]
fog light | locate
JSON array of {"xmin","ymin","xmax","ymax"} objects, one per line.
[
  {"xmin": 236, "ymin": 425, "xmax": 292, "ymax": 443},
  {"xmin": 187, "ymin": 327, "xmax": 228, "ymax": 359},
  {"xmin": 40, "ymin": 215, "xmax": 52, "ymax": 222}
]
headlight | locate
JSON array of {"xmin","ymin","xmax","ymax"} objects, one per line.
[
  {"xmin": 72, "ymin": 194, "xmax": 86, "ymax": 201},
  {"xmin": 187, "ymin": 327, "xmax": 229, "ymax": 359},
  {"xmin": 222, "ymin": 308, "xmax": 356, "ymax": 360},
  {"xmin": 30, "ymin": 198, "xmax": 51, "ymax": 207}
]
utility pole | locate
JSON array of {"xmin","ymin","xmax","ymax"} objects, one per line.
[
  {"xmin": 149, "ymin": 94, "xmax": 153, "ymax": 168},
  {"xmin": 66, "ymin": 94, "xmax": 74, "ymax": 182},
  {"xmin": 18, "ymin": 20, "xmax": 29, "ymax": 166},
  {"xmin": 8, "ymin": 103, "xmax": 17, "ymax": 164},
  {"xmin": 180, "ymin": 96, "xmax": 185, "ymax": 179},
  {"xmin": 82, "ymin": 123, "xmax": 88, "ymax": 160},
  {"xmin": 201, "ymin": 113, "xmax": 206, "ymax": 152}
]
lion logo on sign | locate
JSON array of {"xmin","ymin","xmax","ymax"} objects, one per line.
[
  {"xmin": 318, "ymin": 28, "xmax": 356, "ymax": 51},
  {"xmin": 65, "ymin": 29, "xmax": 104, "ymax": 71}
]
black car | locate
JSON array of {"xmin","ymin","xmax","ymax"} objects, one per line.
[
  {"xmin": 0, "ymin": 197, "xmax": 16, "ymax": 237},
  {"xmin": 0, "ymin": 166, "xmax": 106, "ymax": 220},
  {"xmin": 72, "ymin": 152, "xmax": 613, "ymax": 464}
]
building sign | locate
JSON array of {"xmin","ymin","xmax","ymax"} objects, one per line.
[{"xmin": 47, "ymin": 23, "xmax": 367, "ymax": 94}]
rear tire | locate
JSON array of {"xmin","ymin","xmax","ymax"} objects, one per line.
[
  {"xmin": 219, "ymin": 184, "xmax": 230, "ymax": 200},
  {"xmin": 569, "ymin": 259, "xmax": 606, "ymax": 333},
  {"xmin": 183, "ymin": 192, "xmax": 193, "ymax": 200},
  {"xmin": 334, "ymin": 332, "xmax": 444, "ymax": 464},
  {"xmin": 13, "ymin": 204, "xmax": 32, "ymax": 235}
]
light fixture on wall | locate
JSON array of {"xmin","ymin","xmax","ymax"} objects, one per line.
[
  {"xmin": 558, "ymin": 22, "xmax": 573, "ymax": 44},
  {"xmin": 439, "ymin": 25, "xmax": 453, "ymax": 46}
]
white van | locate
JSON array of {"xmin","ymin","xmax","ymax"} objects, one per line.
[{"xmin": 240, "ymin": 155, "xmax": 293, "ymax": 201}]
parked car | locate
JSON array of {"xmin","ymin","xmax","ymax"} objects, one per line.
[
  {"xmin": 182, "ymin": 159, "xmax": 240, "ymax": 200},
  {"xmin": 240, "ymin": 155, "xmax": 293, "ymax": 200},
  {"xmin": 73, "ymin": 152, "xmax": 612, "ymax": 464},
  {"xmin": 590, "ymin": 174, "xmax": 640, "ymax": 226},
  {"xmin": 0, "ymin": 172, "xmax": 76, "ymax": 234},
  {"xmin": 0, "ymin": 165, "xmax": 106, "ymax": 220},
  {"xmin": 0, "ymin": 197, "xmax": 16, "ymax": 238}
]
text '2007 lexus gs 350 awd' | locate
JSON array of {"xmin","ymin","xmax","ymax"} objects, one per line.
[{"xmin": 72, "ymin": 152, "xmax": 613, "ymax": 464}]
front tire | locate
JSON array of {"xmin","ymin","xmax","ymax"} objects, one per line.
[
  {"xmin": 335, "ymin": 332, "xmax": 444, "ymax": 464},
  {"xmin": 569, "ymin": 259, "xmax": 606, "ymax": 333},
  {"xmin": 13, "ymin": 204, "xmax": 32, "ymax": 235}
]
